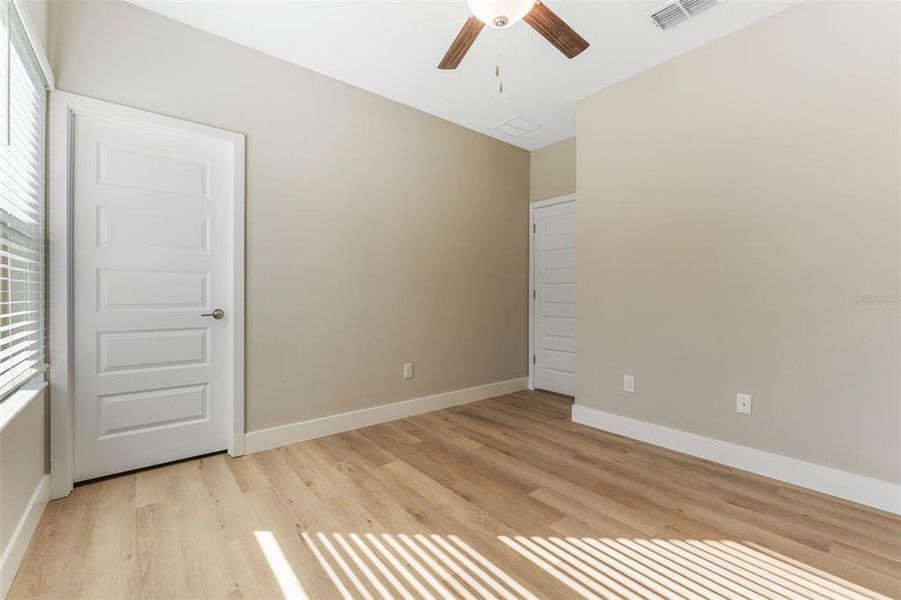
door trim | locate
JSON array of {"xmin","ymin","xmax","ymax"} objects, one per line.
[
  {"xmin": 528, "ymin": 194, "xmax": 576, "ymax": 393},
  {"xmin": 49, "ymin": 91, "xmax": 246, "ymax": 499}
]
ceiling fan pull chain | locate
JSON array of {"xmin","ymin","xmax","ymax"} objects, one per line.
[{"xmin": 496, "ymin": 39, "xmax": 504, "ymax": 94}]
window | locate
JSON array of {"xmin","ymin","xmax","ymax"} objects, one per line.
[{"xmin": 0, "ymin": 4, "xmax": 46, "ymax": 400}]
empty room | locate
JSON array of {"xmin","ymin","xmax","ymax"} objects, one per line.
[{"xmin": 1, "ymin": 0, "xmax": 899, "ymax": 598}]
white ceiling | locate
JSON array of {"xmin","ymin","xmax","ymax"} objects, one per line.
[{"xmin": 128, "ymin": 0, "xmax": 797, "ymax": 150}]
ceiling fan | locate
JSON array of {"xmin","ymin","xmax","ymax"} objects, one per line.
[{"xmin": 438, "ymin": 0, "xmax": 589, "ymax": 70}]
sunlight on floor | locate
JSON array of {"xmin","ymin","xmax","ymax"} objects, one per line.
[
  {"xmin": 254, "ymin": 531, "xmax": 310, "ymax": 600},
  {"xmin": 499, "ymin": 536, "xmax": 887, "ymax": 600},
  {"xmin": 263, "ymin": 531, "xmax": 890, "ymax": 600},
  {"xmin": 302, "ymin": 532, "xmax": 536, "ymax": 600}
]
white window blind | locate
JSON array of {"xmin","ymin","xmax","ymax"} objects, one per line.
[{"xmin": 0, "ymin": 2, "xmax": 45, "ymax": 400}]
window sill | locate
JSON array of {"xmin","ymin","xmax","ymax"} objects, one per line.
[{"xmin": 0, "ymin": 379, "xmax": 48, "ymax": 435}]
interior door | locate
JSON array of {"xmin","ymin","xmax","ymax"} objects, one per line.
[
  {"xmin": 533, "ymin": 199, "xmax": 576, "ymax": 396},
  {"xmin": 72, "ymin": 106, "xmax": 238, "ymax": 481}
]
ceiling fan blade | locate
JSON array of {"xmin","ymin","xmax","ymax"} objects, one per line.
[
  {"xmin": 438, "ymin": 16, "xmax": 485, "ymax": 70},
  {"xmin": 523, "ymin": 2, "xmax": 589, "ymax": 59}
]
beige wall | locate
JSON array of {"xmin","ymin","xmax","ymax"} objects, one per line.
[
  {"xmin": 50, "ymin": 0, "xmax": 530, "ymax": 432},
  {"xmin": 20, "ymin": 0, "xmax": 48, "ymax": 54},
  {"xmin": 577, "ymin": 2, "xmax": 900, "ymax": 483},
  {"xmin": 530, "ymin": 136, "xmax": 576, "ymax": 202},
  {"xmin": 1, "ymin": 390, "xmax": 48, "ymax": 561}
]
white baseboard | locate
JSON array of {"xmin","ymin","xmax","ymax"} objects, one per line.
[
  {"xmin": 1, "ymin": 474, "xmax": 50, "ymax": 599},
  {"xmin": 245, "ymin": 377, "xmax": 529, "ymax": 454},
  {"xmin": 572, "ymin": 405, "xmax": 901, "ymax": 515}
]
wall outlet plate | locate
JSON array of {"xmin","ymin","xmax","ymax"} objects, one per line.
[
  {"xmin": 624, "ymin": 375, "xmax": 635, "ymax": 393},
  {"xmin": 403, "ymin": 362, "xmax": 414, "ymax": 380},
  {"xmin": 736, "ymin": 393, "xmax": 753, "ymax": 415}
]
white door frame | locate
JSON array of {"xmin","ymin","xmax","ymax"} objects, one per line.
[
  {"xmin": 48, "ymin": 91, "xmax": 246, "ymax": 499},
  {"xmin": 528, "ymin": 194, "xmax": 576, "ymax": 392}
]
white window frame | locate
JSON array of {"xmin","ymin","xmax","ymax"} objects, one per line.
[
  {"xmin": 48, "ymin": 92, "xmax": 246, "ymax": 499},
  {"xmin": 0, "ymin": 0, "xmax": 53, "ymax": 425},
  {"xmin": 10, "ymin": 0, "xmax": 54, "ymax": 91}
]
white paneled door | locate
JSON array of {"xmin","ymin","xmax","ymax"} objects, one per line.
[
  {"xmin": 71, "ymin": 103, "xmax": 242, "ymax": 481},
  {"xmin": 532, "ymin": 199, "xmax": 576, "ymax": 396}
]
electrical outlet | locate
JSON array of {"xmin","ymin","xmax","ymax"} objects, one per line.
[
  {"xmin": 403, "ymin": 362, "xmax": 414, "ymax": 380},
  {"xmin": 623, "ymin": 375, "xmax": 635, "ymax": 393},
  {"xmin": 736, "ymin": 393, "xmax": 752, "ymax": 415}
]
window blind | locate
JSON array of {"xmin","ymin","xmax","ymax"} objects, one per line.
[{"xmin": 0, "ymin": 3, "xmax": 45, "ymax": 400}]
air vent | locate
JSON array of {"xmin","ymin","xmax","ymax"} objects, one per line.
[
  {"xmin": 647, "ymin": 0, "xmax": 718, "ymax": 30},
  {"xmin": 493, "ymin": 116, "xmax": 542, "ymax": 138}
]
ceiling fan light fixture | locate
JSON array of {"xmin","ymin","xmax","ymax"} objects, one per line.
[
  {"xmin": 439, "ymin": 0, "xmax": 588, "ymax": 70},
  {"xmin": 466, "ymin": 0, "xmax": 536, "ymax": 29}
]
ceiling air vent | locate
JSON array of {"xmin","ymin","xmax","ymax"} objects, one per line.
[
  {"xmin": 493, "ymin": 116, "xmax": 541, "ymax": 138},
  {"xmin": 647, "ymin": 0, "xmax": 718, "ymax": 30}
]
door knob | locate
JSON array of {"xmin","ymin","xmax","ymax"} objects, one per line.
[{"xmin": 202, "ymin": 309, "xmax": 225, "ymax": 319}]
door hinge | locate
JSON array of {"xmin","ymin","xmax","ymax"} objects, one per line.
[
  {"xmin": 532, "ymin": 355, "xmax": 536, "ymax": 365},
  {"xmin": 532, "ymin": 289, "xmax": 536, "ymax": 300},
  {"xmin": 533, "ymin": 224, "xmax": 536, "ymax": 234}
]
